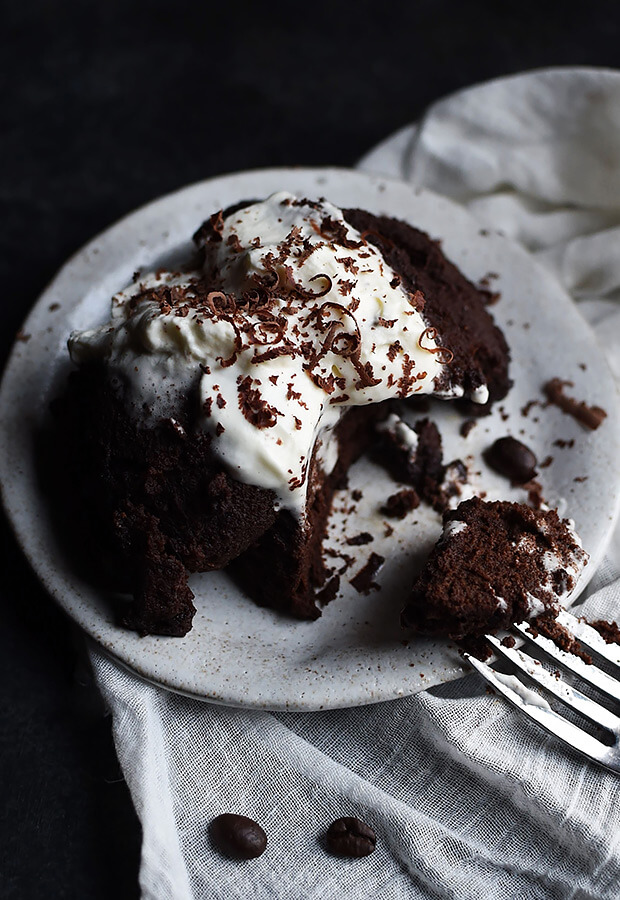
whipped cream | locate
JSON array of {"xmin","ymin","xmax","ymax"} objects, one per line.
[
  {"xmin": 376, "ymin": 413, "xmax": 419, "ymax": 453},
  {"xmin": 514, "ymin": 515, "xmax": 586, "ymax": 615},
  {"xmin": 70, "ymin": 192, "xmax": 476, "ymax": 514},
  {"xmin": 442, "ymin": 519, "xmax": 467, "ymax": 541}
]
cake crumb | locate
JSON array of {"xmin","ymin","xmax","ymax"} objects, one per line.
[
  {"xmin": 382, "ymin": 489, "xmax": 420, "ymax": 520},
  {"xmin": 589, "ymin": 619, "xmax": 620, "ymax": 645},
  {"xmin": 544, "ymin": 378, "xmax": 607, "ymax": 430},
  {"xmin": 460, "ymin": 419, "xmax": 477, "ymax": 438},
  {"xmin": 317, "ymin": 575, "xmax": 340, "ymax": 607},
  {"xmin": 529, "ymin": 617, "xmax": 592, "ymax": 664},
  {"xmin": 350, "ymin": 553, "xmax": 385, "ymax": 594},
  {"xmin": 346, "ymin": 532, "xmax": 374, "ymax": 546},
  {"xmin": 521, "ymin": 399, "xmax": 540, "ymax": 417}
]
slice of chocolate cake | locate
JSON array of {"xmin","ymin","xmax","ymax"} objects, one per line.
[
  {"xmin": 342, "ymin": 209, "xmax": 512, "ymax": 411},
  {"xmin": 59, "ymin": 192, "xmax": 511, "ymax": 635},
  {"xmin": 402, "ymin": 497, "xmax": 588, "ymax": 640}
]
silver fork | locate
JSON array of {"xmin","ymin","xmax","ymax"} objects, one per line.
[{"xmin": 465, "ymin": 610, "xmax": 620, "ymax": 772}]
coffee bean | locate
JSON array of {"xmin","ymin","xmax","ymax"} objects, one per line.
[
  {"xmin": 210, "ymin": 813, "xmax": 267, "ymax": 860},
  {"xmin": 484, "ymin": 436, "xmax": 537, "ymax": 484},
  {"xmin": 325, "ymin": 816, "xmax": 376, "ymax": 858}
]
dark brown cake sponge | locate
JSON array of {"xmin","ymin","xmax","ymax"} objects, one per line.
[
  {"xmin": 343, "ymin": 209, "xmax": 512, "ymax": 411},
  {"xmin": 52, "ymin": 363, "xmax": 279, "ymax": 636},
  {"xmin": 402, "ymin": 497, "xmax": 587, "ymax": 640}
]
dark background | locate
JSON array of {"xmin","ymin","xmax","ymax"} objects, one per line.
[{"xmin": 3, "ymin": 1, "xmax": 619, "ymax": 896}]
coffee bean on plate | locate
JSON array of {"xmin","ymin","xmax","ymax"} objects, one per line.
[
  {"xmin": 210, "ymin": 813, "xmax": 267, "ymax": 859},
  {"xmin": 484, "ymin": 436, "xmax": 537, "ymax": 484},
  {"xmin": 325, "ymin": 816, "xmax": 376, "ymax": 858}
]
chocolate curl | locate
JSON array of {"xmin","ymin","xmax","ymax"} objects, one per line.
[
  {"xmin": 417, "ymin": 327, "xmax": 453, "ymax": 365},
  {"xmin": 275, "ymin": 265, "xmax": 297, "ymax": 293},
  {"xmin": 205, "ymin": 291, "xmax": 235, "ymax": 315},
  {"xmin": 307, "ymin": 273, "xmax": 333, "ymax": 297},
  {"xmin": 314, "ymin": 302, "xmax": 378, "ymax": 389},
  {"xmin": 252, "ymin": 267, "xmax": 279, "ymax": 291},
  {"xmin": 309, "ymin": 300, "xmax": 355, "ymax": 331},
  {"xmin": 311, "ymin": 302, "xmax": 362, "ymax": 357},
  {"xmin": 261, "ymin": 267, "xmax": 331, "ymax": 300},
  {"xmin": 237, "ymin": 286, "xmax": 276, "ymax": 313},
  {"xmin": 218, "ymin": 320, "xmax": 243, "ymax": 368},
  {"xmin": 251, "ymin": 343, "xmax": 297, "ymax": 364},
  {"xmin": 247, "ymin": 318, "xmax": 286, "ymax": 346},
  {"xmin": 329, "ymin": 330, "xmax": 362, "ymax": 360}
]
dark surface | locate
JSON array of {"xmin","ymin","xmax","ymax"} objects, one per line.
[{"xmin": 3, "ymin": 1, "xmax": 619, "ymax": 896}]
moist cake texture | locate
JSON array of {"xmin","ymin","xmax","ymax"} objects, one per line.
[
  {"xmin": 402, "ymin": 497, "xmax": 588, "ymax": 640},
  {"xmin": 60, "ymin": 192, "xmax": 511, "ymax": 635}
]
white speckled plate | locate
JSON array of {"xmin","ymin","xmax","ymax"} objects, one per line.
[{"xmin": 1, "ymin": 168, "xmax": 620, "ymax": 710}]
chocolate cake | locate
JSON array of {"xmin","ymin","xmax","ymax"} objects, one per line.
[
  {"xmin": 401, "ymin": 497, "xmax": 588, "ymax": 640},
  {"xmin": 59, "ymin": 192, "xmax": 511, "ymax": 635},
  {"xmin": 342, "ymin": 209, "xmax": 511, "ymax": 412}
]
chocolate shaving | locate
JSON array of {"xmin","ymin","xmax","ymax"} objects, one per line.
[
  {"xmin": 335, "ymin": 256, "xmax": 359, "ymax": 274},
  {"xmin": 544, "ymin": 378, "xmax": 607, "ymax": 430},
  {"xmin": 247, "ymin": 318, "xmax": 285, "ymax": 346},
  {"xmin": 318, "ymin": 216, "xmax": 363, "ymax": 249},
  {"xmin": 387, "ymin": 340, "xmax": 402, "ymax": 362},
  {"xmin": 237, "ymin": 376, "xmax": 281, "ymax": 428},
  {"xmin": 417, "ymin": 327, "xmax": 453, "ymax": 364},
  {"xmin": 219, "ymin": 321, "xmax": 243, "ymax": 368},
  {"xmin": 252, "ymin": 343, "xmax": 296, "ymax": 364},
  {"xmin": 308, "ymin": 273, "xmax": 332, "ymax": 297}
]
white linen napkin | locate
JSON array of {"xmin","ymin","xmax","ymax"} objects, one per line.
[{"xmin": 90, "ymin": 68, "xmax": 620, "ymax": 900}]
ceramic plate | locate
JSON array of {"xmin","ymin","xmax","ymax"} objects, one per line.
[{"xmin": 1, "ymin": 167, "xmax": 619, "ymax": 710}]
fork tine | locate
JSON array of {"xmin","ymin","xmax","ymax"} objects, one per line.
[
  {"xmin": 557, "ymin": 611, "xmax": 620, "ymax": 671},
  {"xmin": 486, "ymin": 634, "xmax": 620, "ymax": 733},
  {"xmin": 465, "ymin": 653, "xmax": 620, "ymax": 772},
  {"xmin": 513, "ymin": 622, "xmax": 620, "ymax": 703}
]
